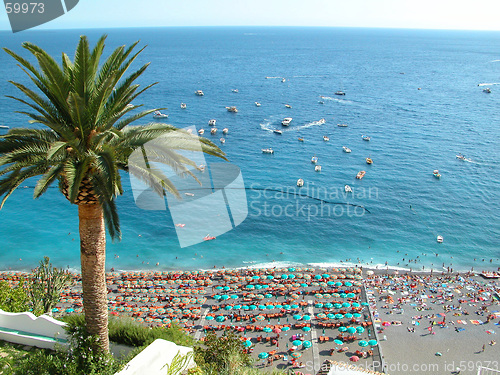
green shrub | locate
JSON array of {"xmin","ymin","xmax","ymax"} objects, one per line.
[{"xmin": 0, "ymin": 280, "xmax": 29, "ymax": 313}]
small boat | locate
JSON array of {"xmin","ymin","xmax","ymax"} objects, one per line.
[
  {"xmin": 433, "ymin": 169, "xmax": 441, "ymax": 178},
  {"xmin": 262, "ymin": 148, "xmax": 274, "ymax": 154},
  {"xmin": 282, "ymin": 78, "xmax": 286, "ymax": 82},
  {"xmin": 198, "ymin": 129, "xmax": 205, "ymax": 135},
  {"xmin": 195, "ymin": 90, "xmax": 204, "ymax": 96},
  {"xmin": 180, "ymin": 103, "xmax": 187, "ymax": 109},
  {"xmin": 255, "ymin": 102, "xmax": 261, "ymax": 107},
  {"xmin": 285, "ymin": 104, "xmax": 292, "ymax": 108},
  {"xmin": 198, "ymin": 165, "xmax": 206, "ymax": 172},
  {"xmin": 483, "ymin": 87, "xmax": 492, "ymax": 93},
  {"xmin": 362, "ymin": 135, "xmax": 371, "ymax": 141},
  {"xmin": 456, "ymin": 153, "xmax": 471, "ymax": 162},
  {"xmin": 318, "ymin": 118, "xmax": 326, "ymax": 124},
  {"xmin": 337, "ymin": 123, "xmax": 348, "ymax": 127},
  {"xmin": 323, "ymin": 135, "xmax": 330, "ymax": 141},
  {"xmin": 437, "ymin": 235, "xmax": 443, "ymax": 243},
  {"xmin": 298, "ymin": 137, "xmax": 304, "ymax": 142},
  {"xmin": 334, "ymin": 91, "xmax": 346, "ymax": 96},
  {"xmin": 222, "ymin": 128, "xmax": 228, "ymax": 134},
  {"xmin": 0, "ymin": 125, "xmax": 9, "ymax": 129},
  {"xmin": 185, "ymin": 193, "xmax": 195, "ymax": 197},
  {"xmin": 153, "ymin": 110, "xmax": 168, "ymax": 119},
  {"xmin": 274, "ymin": 129, "xmax": 283, "ymax": 134},
  {"xmin": 175, "ymin": 223, "xmax": 186, "ymax": 228},
  {"xmin": 356, "ymin": 171, "xmax": 366, "ymax": 179},
  {"xmin": 232, "ymin": 89, "xmax": 239, "ymax": 93},
  {"xmin": 319, "ymin": 101, "xmax": 325, "ymax": 104},
  {"xmin": 208, "ymin": 119, "xmax": 216, "ymax": 126},
  {"xmin": 203, "ymin": 234, "xmax": 216, "ymax": 241},
  {"xmin": 226, "ymin": 106, "xmax": 238, "ymax": 113},
  {"xmin": 297, "ymin": 178, "xmax": 304, "ymax": 187},
  {"xmin": 220, "ymin": 138, "xmax": 225, "ymax": 144},
  {"xmin": 282, "ymin": 117, "xmax": 293, "ymax": 126},
  {"xmin": 345, "ymin": 185, "xmax": 353, "ymax": 193},
  {"xmin": 343, "ymin": 146, "xmax": 351, "ymax": 153},
  {"xmin": 315, "ymin": 165, "xmax": 322, "ymax": 172},
  {"xmin": 366, "ymin": 157, "xmax": 373, "ymax": 164},
  {"xmin": 311, "ymin": 156, "xmax": 318, "ymax": 163},
  {"xmin": 211, "ymin": 128, "xmax": 217, "ymax": 134}
]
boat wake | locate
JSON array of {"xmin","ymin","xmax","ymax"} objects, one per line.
[
  {"xmin": 490, "ymin": 60, "xmax": 500, "ymax": 63},
  {"xmin": 478, "ymin": 82, "xmax": 500, "ymax": 86},
  {"xmin": 260, "ymin": 119, "xmax": 326, "ymax": 133},
  {"xmin": 265, "ymin": 76, "xmax": 283, "ymax": 79},
  {"xmin": 260, "ymin": 121, "xmax": 275, "ymax": 132},
  {"xmin": 320, "ymin": 96, "xmax": 353, "ymax": 104},
  {"xmin": 291, "ymin": 119, "xmax": 327, "ymax": 131}
]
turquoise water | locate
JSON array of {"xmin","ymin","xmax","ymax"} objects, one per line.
[{"xmin": 0, "ymin": 27, "xmax": 499, "ymax": 272}]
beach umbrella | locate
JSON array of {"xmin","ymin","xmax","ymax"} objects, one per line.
[
  {"xmin": 250, "ymin": 305, "xmax": 257, "ymax": 310},
  {"xmin": 334, "ymin": 303, "xmax": 342, "ymax": 309},
  {"xmin": 301, "ymin": 283, "xmax": 308, "ymax": 287},
  {"xmin": 224, "ymin": 305, "xmax": 233, "ymax": 310},
  {"xmin": 263, "ymin": 327, "xmax": 272, "ymax": 333},
  {"xmin": 223, "ymin": 286, "xmax": 231, "ymax": 291},
  {"xmin": 327, "ymin": 281, "xmax": 335, "ymax": 286},
  {"xmin": 52, "ymin": 308, "xmax": 59, "ymax": 313},
  {"xmin": 283, "ymin": 304, "xmax": 291, "ymax": 310},
  {"xmin": 335, "ymin": 314, "xmax": 344, "ymax": 319},
  {"xmin": 325, "ymin": 303, "xmax": 333, "ymax": 309},
  {"xmin": 292, "ymin": 339, "xmax": 303, "ymax": 346},
  {"xmin": 281, "ymin": 274, "xmax": 288, "ymax": 280},
  {"xmin": 302, "ymin": 326, "xmax": 311, "ymax": 332},
  {"xmin": 291, "ymin": 352, "xmax": 302, "ymax": 359},
  {"xmin": 335, "ymin": 281, "xmax": 343, "ymax": 287},
  {"xmin": 65, "ymin": 308, "xmax": 75, "ymax": 313},
  {"xmin": 258, "ymin": 304, "xmax": 266, "ymax": 310},
  {"xmin": 273, "ymin": 327, "xmax": 281, "ymax": 334},
  {"xmin": 368, "ymin": 340, "xmax": 378, "ymax": 346},
  {"xmin": 216, "ymin": 286, "xmax": 223, "ymax": 290},
  {"xmin": 221, "ymin": 295, "xmax": 229, "ymax": 300},
  {"xmin": 334, "ymin": 339, "xmax": 344, "ymax": 345},
  {"xmin": 231, "ymin": 295, "xmax": 238, "ymax": 299},
  {"xmin": 347, "ymin": 293, "xmax": 356, "ymax": 298},
  {"xmin": 282, "ymin": 326, "xmax": 290, "ymax": 331},
  {"xmin": 293, "ymin": 314, "xmax": 302, "ymax": 320},
  {"xmin": 314, "ymin": 275, "xmax": 322, "ymax": 280},
  {"xmin": 356, "ymin": 326, "xmax": 365, "ymax": 333},
  {"xmin": 252, "ymin": 276, "xmax": 260, "ymax": 280},
  {"xmin": 216, "ymin": 316, "xmax": 225, "ymax": 322},
  {"xmin": 258, "ymin": 352, "xmax": 269, "ymax": 359},
  {"xmin": 234, "ymin": 305, "xmax": 242, "ymax": 310},
  {"xmin": 358, "ymin": 340, "xmax": 368, "ymax": 347},
  {"xmin": 255, "ymin": 285, "xmax": 263, "ymax": 290},
  {"xmin": 345, "ymin": 313, "xmax": 353, "ymax": 319},
  {"xmin": 256, "ymin": 315, "xmax": 265, "ymax": 321},
  {"xmin": 350, "ymin": 355, "xmax": 360, "ymax": 362},
  {"xmin": 275, "ymin": 304, "xmax": 283, "ymax": 309},
  {"xmin": 353, "ymin": 313, "xmax": 362, "ymax": 318},
  {"xmin": 351, "ymin": 302, "xmax": 360, "ymax": 308},
  {"xmin": 266, "ymin": 275, "xmax": 274, "ymax": 280},
  {"xmin": 291, "ymin": 304, "xmax": 299, "ymax": 309},
  {"xmin": 361, "ymin": 302, "xmax": 369, "ymax": 306},
  {"xmin": 244, "ymin": 340, "xmax": 252, "ymax": 347},
  {"xmin": 302, "ymin": 340, "xmax": 312, "ymax": 348},
  {"xmin": 214, "ymin": 295, "xmax": 221, "ymax": 300},
  {"xmin": 265, "ymin": 293, "xmax": 273, "ymax": 298},
  {"xmin": 302, "ymin": 315, "xmax": 312, "ymax": 321},
  {"xmin": 340, "ymin": 293, "xmax": 347, "ymax": 298},
  {"xmin": 205, "ymin": 315, "xmax": 214, "ymax": 321},
  {"xmin": 317, "ymin": 313, "xmax": 327, "ymax": 319},
  {"xmin": 327, "ymin": 313, "xmax": 335, "ymax": 319},
  {"xmin": 256, "ymin": 294, "xmax": 264, "ymax": 300},
  {"xmin": 246, "ymin": 285, "xmax": 255, "ymax": 289},
  {"xmin": 315, "ymin": 303, "xmax": 324, "ymax": 308},
  {"xmin": 344, "ymin": 282, "xmax": 353, "ymax": 287},
  {"xmin": 288, "ymin": 274, "xmax": 296, "ymax": 279},
  {"xmin": 242, "ymin": 305, "xmax": 250, "ymax": 310},
  {"xmin": 315, "ymin": 293, "xmax": 323, "ymax": 299},
  {"xmin": 338, "ymin": 326, "xmax": 347, "ymax": 332},
  {"xmin": 288, "ymin": 267, "xmax": 296, "ymax": 272},
  {"xmin": 346, "ymin": 327, "xmax": 356, "ymax": 334},
  {"xmin": 266, "ymin": 304, "xmax": 274, "ymax": 309}
]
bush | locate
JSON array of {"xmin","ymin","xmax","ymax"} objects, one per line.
[{"xmin": 0, "ymin": 280, "xmax": 28, "ymax": 313}]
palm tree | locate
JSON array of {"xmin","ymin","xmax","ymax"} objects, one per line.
[{"xmin": 0, "ymin": 35, "xmax": 226, "ymax": 352}]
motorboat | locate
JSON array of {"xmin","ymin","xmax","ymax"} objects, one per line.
[
  {"xmin": 232, "ymin": 89, "xmax": 239, "ymax": 93},
  {"xmin": 220, "ymin": 138, "xmax": 225, "ymax": 144},
  {"xmin": 195, "ymin": 90, "xmax": 204, "ymax": 96},
  {"xmin": 226, "ymin": 106, "xmax": 238, "ymax": 113},
  {"xmin": 262, "ymin": 148, "xmax": 274, "ymax": 154},
  {"xmin": 282, "ymin": 117, "xmax": 293, "ymax": 126},
  {"xmin": 297, "ymin": 178, "xmax": 304, "ymax": 187},
  {"xmin": 198, "ymin": 165, "xmax": 206, "ymax": 172},
  {"xmin": 343, "ymin": 146, "xmax": 351, "ymax": 153},
  {"xmin": 366, "ymin": 157, "xmax": 373, "ymax": 164},
  {"xmin": 356, "ymin": 171, "xmax": 366, "ymax": 179},
  {"xmin": 175, "ymin": 223, "xmax": 185, "ymax": 228},
  {"xmin": 198, "ymin": 129, "xmax": 205, "ymax": 135},
  {"xmin": 282, "ymin": 78, "xmax": 286, "ymax": 82},
  {"xmin": 274, "ymin": 129, "xmax": 283, "ymax": 134},
  {"xmin": 180, "ymin": 103, "xmax": 187, "ymax": 109},
  {"xmin": 210, "ymin": 128, "xmax": 217, "ymax": 134},
  {"xmin": 203, "ymin": 234, "xmax": 216, "ymax": 241},
  {"xmin": 437, "ymin": 235, "xmax": 443, "ymax": 243},
  {"xmin": 185, "ymin": 193, "xmax": 195, "ymax": 197},
  {"xmin": 0, "ymin": 125, "xmax": 9, "ymax": 129},
  {"xmin": 311, "ymin": 156, "xmax": 318, "ymax": 163},
  {"xmin": 456, "ymin": 153, "xmax": 471, "ymax": 162},
  {"xmin": 318, "ymin": 118, "xmax": 326, "ymax": 124},
  {"xmin": 319, "ymin": 100, "xmax": 325, "ymax": 104},
  {"xmin": 315, "ymin": 165, "xmax": 322, "ymax": 172},
  {"xmin": 483, "ymin": 87, "xmax": 491, "ymax": 93},
  {"xmin": 345, "ymin": 185, "xmax": 353, "ymax": 193},
  {"xmin": 337, "ymin": 123, "xmax": 348, "ymax": 127},
  {"xmin": 362, "ymin": 135, "xmax": 371, "ymax": 141},
  {"xmin": 153, "ymin": 110, "xmax": 168, "ymax": 119},
  {"xmin": 323, "ymin": 135, "xmax": 330, "ymax": 141},
  {"xmin": 298, "ymin": 137, "xmax": 304, "ymax": 142},
  {"xmin": 334, "ymin": 91, "xmax": 346, "ymax": 96},
  {"xmin": 255, "ymin": 102, "xmax": 261, "ymax": 107},
  {"xmin": 285, "ymin": 104, "xmax": 292, "ymax": 108},
  {"xmin": 208, "ymin": 119, "xmax": 216, "ymax": 126},
  {"xmin": 222, "ymin": 128, "xmax": 228, "ymax": 134},
  {"xmin": 433, "ymin": 169, "xmax": 441, "ymax": 178}
]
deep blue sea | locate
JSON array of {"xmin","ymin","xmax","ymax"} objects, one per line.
[{"xmin": 0, "ymin": 27, "xmax": 499, "ymax": 272}]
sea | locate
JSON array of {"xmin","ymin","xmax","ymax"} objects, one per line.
[{"xmin": 0, "ymin": 27, "xmax": 499, "ymax": 273}]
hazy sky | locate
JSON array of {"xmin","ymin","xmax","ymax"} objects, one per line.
[{"xmin": 1, "ymin": 0, "xmax": 500, "ymax": 31}]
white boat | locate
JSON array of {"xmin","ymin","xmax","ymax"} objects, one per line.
[
  {"xmin": 456, "ymin": 153, "xmax": 471, "ymax": 162},
  {"xmin": 366, "ymin": 157, "xmax": 373, "ymax": 164},
  {"xmin": 180, "ymin": 103, "xmax": 187, "ymax": 109},
  {"xmin": 282, "ymin": 78, "xmax": 286, "ymax": 82},
  {"xmin": 362, "ymin": 135, "xmax": 371, "ymax": 141},
  {"xmin": 433, "ymin": 169, "xmax": 441, "ymax": 178},
  {"xmin": 343, "ymin": 146, "xmax": 351, "ymax": 153},
  {"xmin": 285, "ymin": 104, "xmax": 292, "ymax": 108},
  {"xmin": 0, "ymin": 125, "xmax": 9, "ymax": 129},
  {"xmin": 281, "ymin": 117, "xmax": 293, "ymax": 126},
  {"xmin": 208, "ymin": 119, "xmax": 216, "ymax": 126},
  {"xmin": 315, "ymin": 165, "xmax": 322, "ymax": 172},
  {"xmin": 334, "ymin": 91, "xmax": 346, "ymax": 96},
  {"xmin": 311, "ymin": 156, "xmax": 318, "ymax": 163},
  {"xmin": 323, "ymin": 135, "xmax": 329, "ymax": 141},
  {"xmin": 153, "ymin": 110, "xmax": 168, "ymax": 119},
  {"xmin": 437, "ymin": 235, "xmax": 443, "ymax": 243},
  {"xmin": 356, "ymin": 171, "xmax": 366, "ymax": 179},
  {"xmin": 483, "ymin": 88, "xmax": 491, "ymax": 93},
  {"xmin": 337, "ymin": 123, "xmax": 348, "ymax": 127},
  {"xmin": 226, "ymin": 106, "xmax": 238, "ymax": 113},
  {"xmin": 297, "ymin": 178, "xmax": 304, "ymax": 187},
  {"xmin": 220, "ymin": 138, "xmax": 225, "ymax": 144},
  {"xmin": 274, "ymin": 129, "xmax": 283, "ymax": 135},
  {"xmin": 262, "ymin": 148, "xmax": 274, "ymax": 154},
  {"xmin": 318, "ymin": 118, "xmax": 326, "ymax": 124},
  {"xmin": 185, "ymin": 193, "xmax": 195, "ymax": 197},
  {"xmin": 198, "ymin": 129, "xmax": 205, "ymax": 135},
  {"xmin": 210, "ymin": 128, "xmax": 217, "ymax": 134},
  {"xmin": 199, "ymin": 165, "xmax": 206, "ymax": 172},
  {"xmin": 232, "ymin": 89, "xmax": 239, "ymax": 93},
  {"xmin": 195, "ymin": 90, "xmax": 204, "ymax": 96},
  {"xmin": 345, "ymin": 185, "xmax": 353, "ymax": 193},
  {"xmin": 222, "ymin": 128, "xmax": 228, "ymax": 134},
  {"xmin": 255, "ymin": 102, "xmax": 261, "ymax": 107}
]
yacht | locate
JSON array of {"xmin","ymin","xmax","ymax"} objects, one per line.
[
  {"xmin": 285, "ymin": 104, "xmax": 292, "ymax": 108},
  {"xmin": 318, "ymin": 118, "xmax": 326, "ymax": 124},
  {"xmin": 226, "ymin": 106, "xmax": 238, "ymax": 113},
  {"xmin": 315, "ymin": 165, "xmax": 322, "ymax": 172},
  {"xmin": 232, "ymin": 89, "xmax": 239, "ymax": 93},
  {"xmin": 437, "ymin": 235, "xmax": 443, "ymax": 243},
  {"xmin": 262, "ymin": 148, "xmax": 274, "ymax": 154},
  {"xmin": 208, "ymin": 119, "xmax": 216, "ymax": 126},
  {"xmin": 366, "ymin": 157, "xmax": 373, "ymax": 164},
  {"xmin": 323, "ymin": 135, "xmax": 330, "ymax": 141},
  {"xmin": 210, "ymin": 128, "xmax": 217, "ymax": 134},
  {"xmin": 297, "ymin": 178, "xmax": 304, "ymax": 187},
  {"xmin": 198, "ymin": 129, "xmax": 205, "ymax": 135},
  {"xmin": 255, "ymin": 102, "xmax": 261, "ymax": 107},
  {"xmin": 433, "ymin": 169, "xmax": 441, "ymax": 178},
  {"xmin": 343, "ymin": 146, "xmax": 352, "ymax": 153},
  {"xmin": 274, "ymin": 129, "xmax": 283, "ymax": 135},
  {"xmin": 198, "ymin": 165, "xmax": 206, "ymax": 172},
  {"xmin": 222, "ymin": 128, "xmax": 228, "ymax": 134},
  {"xmin": 180, "ymin": 103, "xmax": 187, "ymax": 109},
  {"xmin": 282, "ymin": 117, "xmax": 293, "ymax": 126},
  {"xmin": 282, "ymin": 78, "xmax": 286, "ymax": 83},
  {"xmin": 345, "ymin": 185, "xmax": 353, "ymax": 193},
  {"xmin": 356, "ymin": 171, "xmax": 366, "ymax": 179},
  {"xmin": 334, "ymin": 91, "xmax": 346, "ymax": 96},
  {"xmin": 195, "ymin": 90, "xmax": 204, "ymax": 96},
  {"xmin": 483, "ymin": 87, "xmax": 492, "ymax": 93},
  {"xmin": 337, "ymin": 123, "xmax": 348, "ymax": 127},
  {"xmin": 220, "ymin": 138, "xmax": 225, "ymax": 144},
  {"xmin": 0, "ymin": 125, "xmax": 9, "ymax": 129},
  {"xmin": 362, "ymin": 135, "xmax": 371, "ymax": 141},
  {"xmin": 311, "ymin": 156, "xmax": 318, "ymax": 163},
  {"xmin": 153, "ymin": 110, "xmax": 168, "ymax": 119}
]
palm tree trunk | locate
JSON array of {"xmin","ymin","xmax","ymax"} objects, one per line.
[{"xmin": 78, "ymin": 203, "xmax": 109, "ymax": 352}]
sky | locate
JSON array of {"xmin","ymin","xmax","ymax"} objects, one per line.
[{"xmin": 1, "ymin": 0, "xmax": 500, "ymax": 32}]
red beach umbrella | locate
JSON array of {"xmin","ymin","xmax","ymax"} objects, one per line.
[{"xmin": 350, "ymin": 355, "xmax": 360, "ymax": 362}]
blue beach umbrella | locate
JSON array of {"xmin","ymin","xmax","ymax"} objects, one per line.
[
  {"xmin": 288, "ymin": 267, "xmax": 296, "ymax": 272},
  {"xmin": 335, "ymin": 314, "xmax": 344, "ymax": 319},
  {"xmin": 255, "ymin": 285, "xmax": 263, "ymax": 290},
  {"xmin": 234, "ymin": 305, "xmax": 242, "ymax": 310},
  {"xmin": 283, "ymin": 304, "xmax": 291, "ymax": 310},
  {"xmin": 224, "ymin": 305, "xmax": 233, "ymax": 310},
  {"xmin": 267, "ymin": 275, "xmax": 274, "ymax": 280},
  {"xmin": 302, "ymin": 326, "xmax": 311, "ymax": 332},
  {"xmin": 327, "ymin": 281, "xmax": 335, "ymax": 286},
  {"xmin": 214, "ymin": 295, "xmax": 221, "ymax": 300},
  {"xmin": 314, "ymin": 275, "xmax": 322, "ymax": 280},
  {"xmin": 334, "ymin": 339, "xmax": 343, "ymax": 345},
  {"xmin": 252, "ymin": 276, "xmax": 260, "ymax": 280},
  {"xmin": 342, "ymin": 302, "xmax": 351, "ymax": 308},
  {"xmin": 353, "ymin": 313, "xmax": 362, "ymax": 318},
  {"xmin": 231, "ymin": 295, "xmax": 238, "ymax": 299},
  {"xmin": 293, "ymin": 340, "xmax": 302, "ymax": 346},
  {"xmin": 216, "ymin": 316, "xmax": 225, "ymax": 322},
  {"xmin": 327, "ymin": 313, "xmax": 336, "ymax": 319},
  {"xmin": 242, "ymin": 305, "xmax": 250, "ymax": 310},
  {"xmin": 289, "ymin": 274, "xmax": 296, "ymax": 279},
  {"xmin": 334, "ymin": 303, "xmax": 342, "ymax": 309},
  {"xmin": 351, "ymin": 302, "xmax": 360, "ymax": 308},
  {"xmin": 265, "ymin": 293, "xmax": 273, "ymax": 298},
  {"xmin": 65, "ymin": 308, "xmax": 74, "ymax": 313},
  {"xmin": 258, "ymin": 305, "xmax": 266, "ymax": 310},
  {"xmin": 291, "ymin": 304, "xmax": 299, "ymax": 309},
  {"xmin": 358, "ymin": 340, "xmax": 368, "ymax": 347},
  {"xmin": 368, "ymin": 340, "xmax": 378, "ymax": 346},
  {"xmin": 293, "ymin": 314, "xmax": 302, "ymax": 320},
  {"xmin": 275, "ymin": 304, "xmax": 283, "ymax": 309},
  {"xmin": 258, "ymin": 352, "xmax": 269, "ymax": 359},
  {"xmin": 246, "ymin": 285, "xmax": 255, "ymax": 289},
  {"xmin": 250, "ymin": 305, "xmax": 257, "ymax": 310},
  {"xmin": 346, "ymin": 327, "xmax": 356, "ymax": 334},
  {"xmin": 335, "ymin": 281, "xmax": 343, "ymax": 287},
  {"xmin": 315, "ymin": 303, "xmax": 324, "ymax": 308},
  {"xmin": 216, "ymin": 286, "xmax": 223, "ymax": 290},
  {"xmin": 263, "ymin": 327, "xmax": 272, "ymax": 333},
  {"xmin": 344, "ymin": 282, "xmax": 352, "ymax": 287},
  {"xmin": 301, "ymin": 283, "xmax": 308, "ymax": 287},
  {"xmin": 223, "ymin": 286, "xmax": 231, "ymax": 291},
  {"xmin": 303, "ymin": 340, "xmax": 312, "ymax": 348},
  {"xmin": 221, "ymin": 295, "xmax": 229, "ymax": 300},
  {"xmin": 281, "ymin": 326, "xmax": 290, "ymax": 331},
  {"xmin": 322, "ymin": 274, "xmax": 330, "ymax": 279},
  {"xmin": 281, "ymin": 274, "xmax": 288, "ymax": 279},
  {"xmin": 361, "ymin": 302, "xmax": 369, "ymax": 306},
  {"xmin": 244, "ymin": 340, "xmax": 252, "ymax": 347},
  {"xmin": 338, "ymin": 326, "xmax": 347, "ymax": 332},
  {"xmin": 266, "ymin": 304, "xmax": 274, "ymax": 309},
  {"xmin": 325, "ymin": 303, "xmax": 333, "ymax": 309},
  {"xmin": 340, "ymin": 293, "xmax": 347, "ymax": 298},
  {"xmin": 302, "ymin": 315, "xmax": 312, "ymax": 321},
  {"xmin": 347, "ymin": 293, "xmax": 356, "ymax": 298},
  {"xmin": 206, "ymin": 315, "xmax": 214, "ymax": 321},
  {"xmin": 356, "ymin": 326, "xmax": 365, "ymax": 333},
  {"xmin": 345, "ymin": 313, "xmax": 353, "ymax": 319}
]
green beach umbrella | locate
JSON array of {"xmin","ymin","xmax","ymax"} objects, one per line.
[
  {"xmin": 303, "ymin": 340, "xmax": 312, "ymax": 348},
  {"xmin": 334, "ymin": 339, "xmax": 344, "ymax": 345},
  {"xmin": 244, "ymin": 340, "xmax": 252, "ymax": 347},
  {"xmin": 293, "ymin": 340, "xmax": 302, "ymax": 346},
  {"xmin": 302, "ymin": 326, "xmax": 311, "ymax": 332},
  {"xmin": 338, "ymin": 326, "xmax": 347, "ymax": 332},
  {"xmin": 346, "ymin": 327, "xmax": 356, "ymax": 334},
  {"xmin": 368, "ymin": 340, "xmax": 378, "ymax": 346},
  {"xmin": 358, "ymin": 340, "xmax": 368, "ymax": 347},
  {"xmin": 258, "ymin": 352, "xmax": 269, "ymax": 359}
]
